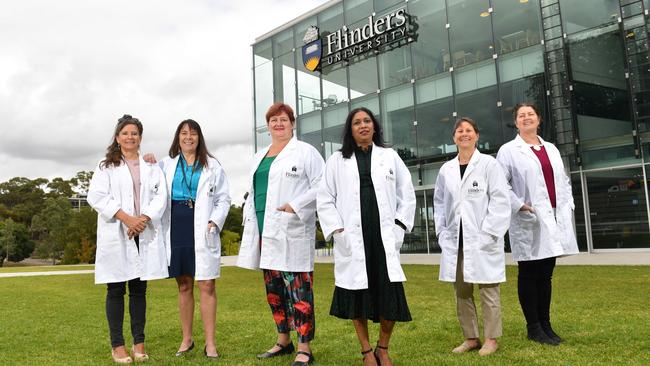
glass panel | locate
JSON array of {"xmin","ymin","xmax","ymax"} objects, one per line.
[
  {"xmin": 273, "ymin": 52, "xmax": 296, "ymax": 109},
  {"xmin": 493, "ymin": 0, "xmax": 542, "ymax": 55},
  {"xmin": 272, "ymin": 28, "xmax": 294, "ymax": 58},
  {"xmin": 297, "ymin": 111, "xmax": 323, "ymax": 155},
  {"xmin": 499, "ymin": 74, "xmax": 548, "ymax": 143},
  {"xmin": 421, "ymin": 162, "xmax": 443, "ymax": 186},
  {"xmin": 295, "ymin": 51, "xmax": 322, "ymax": 115},
  {"xmin": 350, "ymin": 93, "xmax": 380, "ymax": 116},
  {"xmin": 571, "ymin": 173, "xmax": 588, "ymax": 251},
  {"xmin": 381, "ymin": 84, "xmax": 416, "ymax": 161},
  {"xmin": 323, "ymin": 103, "xmax": 349, "ymax": 158},
  {"xmin": 318, "ymin": 2, "xmax": 343, "ymax": 34},
  {"xmin": 253, "ymin": 39, "xmax": 272, "ymax": 67},
  {"xmin": 425, "ymin": 189, "xmax": 439, "ymax": 253},
  {"xmin": 344, "ymin": 0, "xmax": 373, "ymax": 24},
  {"xmin": 454, "ymin": 60, "xmax": 497, "ymax": 94},
  {"xmin": 415, "ymin": 95, "xmax": 455, "ymax": 158},
  {"xmin": 586, "ymin": 168, "xmax": 650, "ymax": 249},
  {"xmin": 560, "ymin": 0, "xmax": 619, "ymax": 34},
  {"xmin": 404, "ymin": 189, "xmax": 430, "ymax": 253},
  {"xmin": 497, "ymin": 46, "xmax": 544, "ymax": 83},
  {"xmin": 416, "ymin": 73, "xmax": 452, "ymax": 103},
  {"xmin": 254, "ymin": 60, "xmax": 273, "ymax": 128},
  {"xmin": 409, "ymin": 0, "xmax": 449, "ymax": 78},
  {"xmin": 349, "ymin": 57, "xmax": 379, "ymax": 98},
  {"xmin": 455, "ymin": 85, "xmax": 502, "ymax": 152},
  {"xmin": 379, "ymin": 45, "xmax": 412, "ymax": 89},
  {"xmin": 569, "ymin": 29, "xmax": 635, "ymax": 167},
  {"xmin": 374, "ymin": 0, "xmax": 402, "ymax": 13},
  {"xmin": 447, "ymin": 0, "xmax": 493, "ymax": 68},
  {"xmin": 255, "ymin": 126, "xmax": 271, "ymax": 151},
  {"xmin": 322, "ymin": 67, "xmax": 349, "ymax": 108}
]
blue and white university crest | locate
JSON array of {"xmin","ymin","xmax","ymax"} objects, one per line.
[{"xmin": 301, "ymin": 26, "xmax": 321, "ymax": 72}]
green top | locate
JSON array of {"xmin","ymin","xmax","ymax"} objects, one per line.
[{"xmin": 253, "ymin": 156, "xmax": 276, "ymax": 236}]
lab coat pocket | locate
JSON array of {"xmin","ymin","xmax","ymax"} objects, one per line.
[
  {"xmin": 393, "ymin": 225, "xmax": 405, "ymax": 252},
  {"xmin": 281, "ymin": 211, "xmax": 305, "ymax": 241},
  {"xmin": 479, "ymin": 231, "xmax": 500, "ymax": 253},
  {"xmin": 333, "ymin": 231, "xmax": 351, "ymax": 258},
  {"xmin": 205, "ymin": 226, "xmax": 219, "ymax": 251},
  {"xmin": 517, "ymin": 211, "xmax": 538, "ymax": 226}
]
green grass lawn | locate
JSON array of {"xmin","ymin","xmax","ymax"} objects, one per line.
[
  {"xmin": 0, "ymin": 264, "xmax": 95, "ymax": 273},
  {"xmin": 1, "ymin": 264, "xmax": 649, "ymax": 365}
]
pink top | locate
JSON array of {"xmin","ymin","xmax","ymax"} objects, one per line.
[
  {"xmin": 125, "ymin": 159, "xmax": 141, "ymax": 215},
  {"xmin": 530, "ymin": 145, "xmax": 556, "ymax": 208}
]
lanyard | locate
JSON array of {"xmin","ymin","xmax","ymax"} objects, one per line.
[{"xmin": 180, "ymin": 155, "xmax": 198, "ymax": 207}]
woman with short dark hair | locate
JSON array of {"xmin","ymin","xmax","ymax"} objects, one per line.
[{"xmin": 434, "ymin": 117, "xmax": 510, "ymax": 356}]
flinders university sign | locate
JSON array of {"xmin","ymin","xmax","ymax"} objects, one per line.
[{"xmin": 302, "ymin": 8, "xmax": 418, "ymax": 72}]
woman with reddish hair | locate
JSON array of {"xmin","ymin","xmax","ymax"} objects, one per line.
[{"xmin": 237, "ymin": 102, "xmax": 325, "ymax": 366}]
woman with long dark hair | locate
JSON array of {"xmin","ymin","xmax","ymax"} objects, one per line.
[
  {"xmin": 318, "ymin": 107, "xmax": 416, "ymax": 366},
  {"xmin": 497, "ymin": 103, "xmax": 578, "ymax": 345},
  {"xmin": 159, "ymin": 119, "xmax": 231, "ymax": 359},
  {"xmin": 88, "ymin": 114, "xmax": 168, "ymax": 364}
]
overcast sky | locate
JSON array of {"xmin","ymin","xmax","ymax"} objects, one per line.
[{"xmin": 0, "ymin": 0, "xmax": 328, "ymax": 204}]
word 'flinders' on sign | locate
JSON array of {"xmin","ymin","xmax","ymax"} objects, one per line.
[{"xmin": 301, "ymin": 8, "xmax": 418, "ymax": 72}]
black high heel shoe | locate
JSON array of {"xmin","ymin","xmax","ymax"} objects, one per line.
[
  {"xmin": 361, "ymin": 348, "xmax": 378, "ymax": 365},
  {"xmin": 175, "ymin": 340, "xmax": 195, "ymax": 357},
  {"xmin": 256, "ymin": 342, "xmax": 295, "ymax": 359},
  {"xmin": 374, "ymin": 343, "xmax": 390, "ymax": 366}
]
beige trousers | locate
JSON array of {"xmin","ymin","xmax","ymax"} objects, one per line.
[{"xmin": 454, "ymin": 251, "xmax": 502, "ymax": 339}]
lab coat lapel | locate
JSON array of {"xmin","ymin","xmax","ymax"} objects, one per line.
[{"xmin": 514, "ymin": 134, "xmax": 542, "ymax": 169}]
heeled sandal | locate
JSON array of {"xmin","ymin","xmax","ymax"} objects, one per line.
[
  {"xmin": 361, "ymin": 348, "xmax": 377, "ymax": 364},
  {"xmin": 374, "ymin": 344, "xmax": 389, "ymax": 365}
]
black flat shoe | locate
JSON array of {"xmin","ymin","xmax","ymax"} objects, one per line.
[
  {"xmin": 256, "ymin": 342, "xmax": 295, "ymax": 359},
  {"xmin": 291, "ymin": 351, "xmax": 314, "ymax": 366},
  {"xmin": 204, "ymin": 345, "xmax": 220, "ymax": 360},
  {"xmin": 175, "ymin": 340, "xmax": 195, "ymax": 357}
]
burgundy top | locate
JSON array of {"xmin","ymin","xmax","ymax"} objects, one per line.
[{"xmin": 530, "ymin": 145, "xmax": 556, "ymax": 208}]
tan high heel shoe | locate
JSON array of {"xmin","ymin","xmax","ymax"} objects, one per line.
[
  {"xmin": 131, "ymin": 345, "xmax": 149, "ymax": 362},
  {"xmin": 111, "ymin": 348, "xmax": 133, "ymax": 364}
]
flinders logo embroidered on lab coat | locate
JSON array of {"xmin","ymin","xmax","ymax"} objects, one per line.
[{"xmin": 286, "ymin": 166, "xmax": 300, "ymax": 178}]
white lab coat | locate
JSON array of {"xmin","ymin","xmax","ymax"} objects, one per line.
[
  {"xmin": 88, "ymin": 158, "xmax": 168, "ymax": 284},
  {"xmin": 433, "ymin": 150, "xmax": 511, "ymax": 284},
  {"xmin": 237, "ymin": 138, "xmax": 325, "ymax": 272},
  {"xmin": 496, "ymin": 134, "xmax": 578, "ymax": 261},
  {"xmin": 317, "ymin": 145, "xmax": 416, "ymax": 290},
  {"xmin": 160, "ymin": 156, "xmax": 231, "ymax": 280}
]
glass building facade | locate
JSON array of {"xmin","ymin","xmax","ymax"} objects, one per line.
[{"xmin": 253, "ymin": 0, "xmax": 650, "ymax": 253}]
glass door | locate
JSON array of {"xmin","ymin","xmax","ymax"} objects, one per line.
[{"xmin": 586, "ymin": 167, "xmax": 650, "ymax": 249}]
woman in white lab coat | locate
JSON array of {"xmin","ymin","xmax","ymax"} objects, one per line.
[
  {"xmin": 157, "ymin": 119, "xmax": 231, "ymax": 359},
  {"xmin": 317, "ymin": 107, "xmax": 416, "ymax": 366},
  {"xmin": 496, "ymin": 103, "xmax": 578, "ymax": 345},
  {"xmin": 237, "ymin": 103, "xmax": 324, "ymax": 366},
  {"xmin": 87, "ymin": 114, "xmax": 168, "ymax": 364},
  {"xmin": 433, "ymin": 117, "xmax": 510, "ymax": 357}
]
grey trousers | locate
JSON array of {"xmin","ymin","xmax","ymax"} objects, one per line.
[{"xmin": 454, "ymin": 251, "xmax": 502, "ymax": 339}]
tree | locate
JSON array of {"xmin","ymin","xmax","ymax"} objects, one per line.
[
  {"xmin": 222, "ymin": 204, "xmax": 243, "ymax": 237},
  {"xmin": 46, "ymin": 177, "xmax": 74, "ymax": 198},
  {"xmin": 61, "ymin": 207, "xmax": 97, "ymax": 264},
  {"xmin": 31, "ymin": 197, "xmax": 73, "ymax": 264},
  {"xmin": 0, "ymin": 219, "xmax": 35, "ymax": 266},
  {"xmin": 220, "ymin": 229, "xmax": 241, "ymax": 256},
  {"xmin": 0, "ymin": 177, "xmax": 48, "ymax": 224},
  {"xmin": 70, "ymin": 171, "xmax": 93, "ymax": 196}
]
